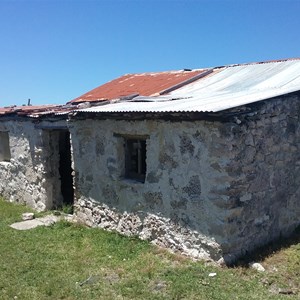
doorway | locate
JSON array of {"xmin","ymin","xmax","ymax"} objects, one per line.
[
  {"xmin": 58, "ymin": 130, "xmax": 74, "ymax": 208},
  {"xmin": 43, "ymin": 128, "xmax": 74, "ymax": 211}
]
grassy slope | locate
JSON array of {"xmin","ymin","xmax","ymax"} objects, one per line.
[{"xmin": 0, "ymin": 198, "xmax": 299, "ymax": 300}]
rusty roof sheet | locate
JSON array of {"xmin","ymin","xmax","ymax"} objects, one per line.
[
  {"xmin": 0, "ymin": 105, "xmax": 57, "ymax": 115},
  {"xmin": 69, "ymin": 70, "xmax": 208, "ymax": 103},
  {"xmin": 76, "ymin": 58, "xmax": 300, "ymax": 114},
  {"xmin": 0, "ymin": 104, "xmax": 76, "ymax": 118}
]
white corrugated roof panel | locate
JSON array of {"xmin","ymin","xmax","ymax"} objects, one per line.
[{"xmin": 76, "ymin": 60, "xmax": 300, "ymax": 114}]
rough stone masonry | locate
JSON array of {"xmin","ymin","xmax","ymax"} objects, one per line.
[{"xmin": 0, "ymin": 120, "xmax": 67, "ymax": 211}]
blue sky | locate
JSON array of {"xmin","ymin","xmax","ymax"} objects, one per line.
[{"xmin": 1, "ymin": 0, "xmax": 299, "ymax": 107}]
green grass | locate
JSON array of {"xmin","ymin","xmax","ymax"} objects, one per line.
[{"xmin": 0, "ymin": 198, "xmax": 299, "ymax": 300}]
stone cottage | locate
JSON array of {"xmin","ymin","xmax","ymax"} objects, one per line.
[{"xmin": 1, "ymin": 59, "xmax": 300, "ymax": 263}]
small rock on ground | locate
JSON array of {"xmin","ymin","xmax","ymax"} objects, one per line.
[
  {"xmin": 22, "ymin": 212, "xmax": 35, "ymax": 220},
  {"xmin": 249, "ymin": 262, "xmax": 265, "ymax": 272}
]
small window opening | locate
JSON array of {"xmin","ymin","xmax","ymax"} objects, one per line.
[
  {"xmin": 125, "ymin": 138, "xmax": 147, "ymax": 182},
  {"xmin": 0, "ymin": 132, "xmax": 11, "ymax": 162}
]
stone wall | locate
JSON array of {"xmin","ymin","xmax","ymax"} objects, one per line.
[
  {"xmin": 0, "ymin": 119, "xmax": 66, "ymax": 211},
  {"xmin": 70, "ymin": 118, "xmax": 227, "ymax": 261},
  {"xmin": 212, "ymin": 94, "xmax": 300, "ymax": 261},
  {"xmin": 71, "ymin": 93, "xmax": 300, "ymax": 263}
]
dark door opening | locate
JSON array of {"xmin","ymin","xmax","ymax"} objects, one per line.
[{"xmin": 58, "ymin": 130, "xmax": 74, "ymax": 208}]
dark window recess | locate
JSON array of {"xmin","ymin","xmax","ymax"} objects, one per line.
[
  {"xmin": 125, "ymin": 139, "xmax": 147, "ymax": 182},
  {"xmin": 0, "ymin": 132, "xmax": 11, "ymax": 162}
]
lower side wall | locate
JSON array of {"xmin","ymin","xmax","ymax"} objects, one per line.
[{"xmin": 75, "ymin": 197, "xmax": 223, "ymax": 261}]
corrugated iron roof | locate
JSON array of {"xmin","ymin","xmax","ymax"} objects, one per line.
[
  {"xmin": 2, "ymin": 58, "xmax": 299, "ymax": 118},
  {"xmin": 69, "ymin": 70, "xmax": 208, "ymax": 103},
  {"xmin": 76, "ymin": 59, "xmax": 300, "ymax": 114}
]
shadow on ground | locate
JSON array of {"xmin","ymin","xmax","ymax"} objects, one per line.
[{"xmin": 233, "ymin": 225, "xmax": 300, "ymax": 267}]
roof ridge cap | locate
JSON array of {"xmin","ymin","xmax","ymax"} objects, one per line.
[
  {"xmin": 122, "ymin": 69, "xmax": 204, "ymax": 77},
  {"xmin": 221, "ymin": 57, "xmax": 300, "ymax": 69}
]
